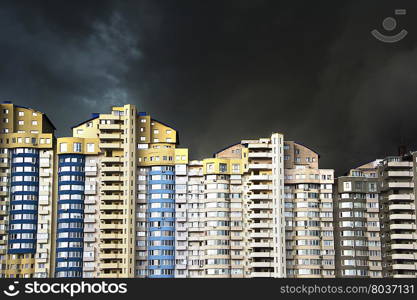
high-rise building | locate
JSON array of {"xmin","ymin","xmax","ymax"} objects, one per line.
[
  {"xmin": 57, "ymin": 104, "xmax": 188, "ymax": 278},
  {"xmin": 173, "ymin": 135, "xmax": 334, "ymax": 278},
  {"xmin": 283, "ymin": 141, "xmax": 336, "ymax": 278},
  {"xmin": 0, "ymin": 102, "xmax": 56, "ymax": 278},
  {"xmin": 1, "ymin": 101, "xmax": 416, "ymax": 278},
  {"xmin": 241, "ymin": 135, "xmax": 286, "ymax": 278},
  {"xmin": 334, "ymin": 160, "xmax": 383, "ymax": 278},
  {"xmin": 378, "ymin": 153, "xmax": 417, "ymax": 278}
]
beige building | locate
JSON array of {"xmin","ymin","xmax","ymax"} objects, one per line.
[
  {"xmin": 284, "ymin": 142, "xmax": 336, "ymax": 277},
  {"xmin": 334, "ymin": 160, "xmax": 382, "ymax": 277},
  {"xmin": 379, "ymin": 153, "xmax": 417, "ymax": 277},
  {"xmin": 3, "ymin": 101, "xmax": 417, "ymax": 278}
]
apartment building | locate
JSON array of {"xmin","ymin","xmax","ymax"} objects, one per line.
[
  {"xmin": 240, "ymin": 134, "xmax": 286, "ymax": 277},
  {"xmin": 1, "ymin": 101, "xmax": 416, "ymax": 278},
  {"xmin": 284, "ymin": 142, "xmax": 336, "ymax": 278},
  {"xmin": 54, "ymin": 137, "xmax": 100, "ymax": 278},
  {"xmin": 0, "ymin": 101, "xmax": 56, "ymax": 278},
  {"xmin": 379, "ymin": 153, "xmax": 417, "ymax": 278},
  {"xmin": 57, "ymin": 104, "xmax": 188, "ymax": 278},
  {"xmin": 334, "ymin": 160, "xmax": 383, "ymax": 278}
]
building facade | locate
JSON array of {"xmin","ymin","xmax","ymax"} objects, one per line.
[
  {"xmin": 0, "ymin": 102, "xmax": 56, "ymax": 278},
  {"xmin": 379, "ymin": 154, "xmax": 417, "ymax": 278},
  {"xmin": 284, "ymin": 141, "xmax": 336, "ymax": 278},
  {"xmin": 1, "ymin": 101, "xmax": 416, "ymax": 278},
  {"xmin": 334, "ymin": 161, "xmax": 383, "ymax": 278}
]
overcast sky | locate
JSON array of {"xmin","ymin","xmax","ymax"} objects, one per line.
[{"xmin": 1, "ymin": 0, "xmax": 417, "ymax": 175}]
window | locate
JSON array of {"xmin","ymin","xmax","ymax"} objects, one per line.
[
  {"xmin": 73, "ymin": 143, "xmax": 82, "ymax": 152},
  {"xmin": 18, "ymin": 120, "xmax": 24, "ymax": 125},
  {"xmin": 86, "ymin": 143, "xmax": 95, "ymax": 153},
  {"xmin": 32, "ymin": 120, "xmax": 38, "ymax": 126},
  {"xmin": 18, "ymin": 111, "xmax": 25, "ymax": 116},
  {"xmin": 219, "ymin": 163, "xmax": 227, "ymax": 172},
  {"xmin": 343, "ymin": 182, "xmax": 352, "ymax": 191},
  {"xmin": 207, "ymin": 163, "xmax": 214, "ymax": 172},
  {"xmin": 232, "ymin": 164, "xmax": 240, "ymax": 173},
  {"xmin": 60, "ymin": 143, "xmax": 68, "ymax": 152}
]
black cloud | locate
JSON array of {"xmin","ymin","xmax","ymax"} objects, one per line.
[{"xmin": 1, "ymin": 0, "xmax": 417, "ymax": 175}]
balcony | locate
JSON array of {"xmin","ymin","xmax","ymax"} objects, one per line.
[
  {"xmin": 249, "ymin": 213, "xmax": 272, "ymax": 219},
  {"xmin": 98, "ymin": 124, "xmax": 121, "ymax": 130},
  {"xmin": 387, "ymin": 182, "xmax": 414, "ymax": 189},
  {"xmin": 388, "ymin": 204, "xmax": 415, "ymax": 211},
  {"xmin": 249, "ymin": 203, "xmax": 272, "ymax": 210},
  {"xmin": 386, "ymin": 160, "xmax": 413, "ymax": 167},
  {"xmin": 249, "ymin": 222, "xmax": 273, "ymax": 229},
  {"xmin": 390, "ymin": 224, "xmax": 416, "ymax": 230},
  {"xmin": 249, "ymin": 194, "xmax": 272, "ymax": 200},
  {"xmin": 101, "ymin": 195, "xmax": 122, "ymax": 201},
  {"xmin": 248, "ymin": 164, "xmax": 272, "ymax": 170},
  {"xmin": 100, "ymin": 263, "xmax": 122, "ymax": 269},
  {"xmin": 39, "ymin": 171, "xmax": 51, "ymax": 177},
  {"xmin": 390, "ymin": 244, "xmax": 416, "ymax": 250},
  {"xmin": 249, "ymin": 184, "xmax": 272, "ymax": 191},
  {"xmin": 388, "ymin": 194, "xmax": 414, "ymax": 201},
  {"xmin": 248, "ymin": 152, "xmax": 272, "ymax": 158},
  {"xmin": 390, "ymin": 234, "xmax": 416, "ymax": 240},
  {"xmin": 99, "ymin": 244, "xmax": 124, "ymax": 250},
  {"xmin": 101, "ymin": 185, "xmax": 123, "ymax": 192},
  {"xmin": 99, "ymin": 142, "xmax": 122, "ymax": 149},
  {"xmin": 251, "ymin": 272, "xmax": 273, "ymax": 277},
  {"xmin": 101, "ymin": 157, "xmax": 122, "ymax": 163},
  {"xmin": 249, "ymin": 175, "xmax": 271, "ymax": 181},
  {"xmin": 251, "ymin": 262, "xmax": 273, "ymax": 268},
  {"xmin": 84, "ymin": 207, "xmax": 96, "ymax": 214},
  {"xmin": 100, "ymin": 204, "xmax": 123, "ymax": 210},
  {"xmin": 250, "ymin": 252, "xmax": 272, "ymax": 258},
  {"xmin": 247, "ymin": 143, "xmax": 271, "ymax": 149},
  {"xmin": 102, "ymin": 176, "xmax": 122, "ymax": 182},
  {"xmin": 84, "ymin": 236, "xmax": 96, "ymax": 243},
  {"xmin": 101, "ymin": 233, "xmax": 123, "ymax": 239},
  {"xmin": 250, "ymin": 242, "xmax": 273, "ymax": 248},
  {"xmin": 391, "ymin": 264, "xmax": 416, "ymax": 271},
  {"xmin": 100, "ymin": 224, "xmax": 124, "ymax": 230},
  {"xmin": 85, "ymin": 189, "xmax": 96, "ymax": 195},
  {"xmin": 387, "ymin": 171, "xmax": 413, "ymax": 177},
  {"xmin": 250, "ymin": 232, "xmax": 272, "ymax": 238},
  {"xmin": 99, "ymin": 133, "xmax": 121, "ymax": 140},
  {"xmin": 188, "ymin": 170, "xmax": 203, "ymax": 176},
  {"xmin": 101, "ymin": 166, "xmax": 123, "ymax": 172},
  {"xmin": 389, "ymin": 214, "xmax": 415, "ymax": 221},
  {"xmin": 100, "ymin": 253, "xmax": 126, "ymax": 259},
  {"xmin": 101, "ymin": 214, "xmax": 124, "ymax": 220},
  {"xmin": 391, "ymin": 254, "xmax": 416, "ymax": 260}
]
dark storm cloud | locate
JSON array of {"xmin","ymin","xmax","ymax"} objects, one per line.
[{"xmin": 1, "ymin": 0, "xmax": 417, "ymax": 175}]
